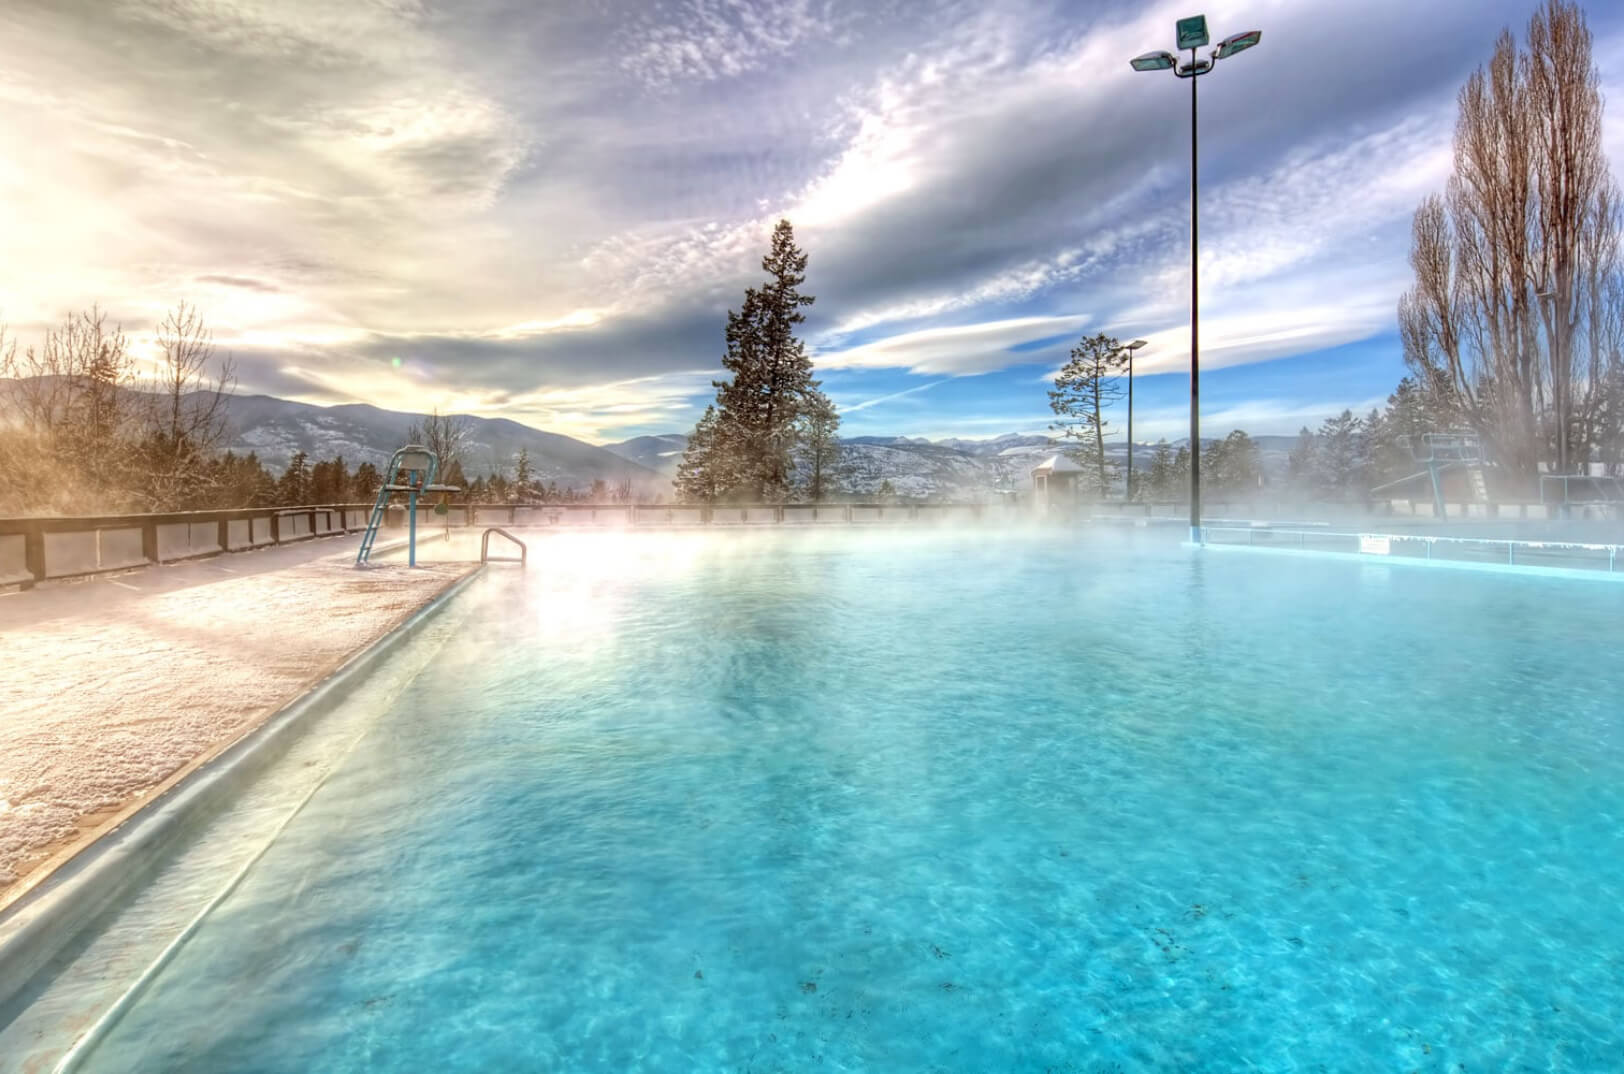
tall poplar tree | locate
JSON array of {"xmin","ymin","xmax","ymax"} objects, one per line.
[{"xmin": 1398, "ymin": 0, "xmax": 1624, "ymax": 483}]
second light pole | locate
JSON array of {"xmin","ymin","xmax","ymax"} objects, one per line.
[
  {"xmin": 1131, "ymin": 16, "xmax": 1261, "ymax": 543},
  {"xmin": 1121, "ymin": 338, "xmax": 1148, "ymax": 501}
]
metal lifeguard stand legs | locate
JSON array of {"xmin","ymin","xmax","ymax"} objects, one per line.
[{"xmin": 356, "ymin": 445, "xmax": 442, "ymax": 567}]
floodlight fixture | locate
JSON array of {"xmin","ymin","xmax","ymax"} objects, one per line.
[
  {"xmin": 1126, "ymin": 339, "xmax": 1148, "ymax": 350},
  {"xmin": 1130, "ymin": 50, "xmax": 1176, "ymax": 72},
  {"xmin": 1175, "ymin": 15, "xmax": 1209, "ymax": 49},
  {"xmin": 1215, "ymin": 30, "xmax": 1262, "ymax": 59}
]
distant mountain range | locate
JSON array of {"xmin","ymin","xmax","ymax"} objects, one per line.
[
  {"xmin": 600, "ymin": 430, "xmax": 1302, "ymax": 501},
  {"xmin": 217, "ymin": 394, "xmax": 662, "ymax": 490},
  {"xmin": 221, "ymin": 392, "xmax": 1302, "ymax": 500},
  {"xmin": 3, "ymin": 377, "xmax": 1297, "ymax": 498},
  {"xmin": 598, "ymin": 434, "xmax": 689, "ymax": 474}
]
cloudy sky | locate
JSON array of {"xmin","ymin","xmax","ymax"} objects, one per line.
[{"xmin": 3, "ymin": 0, "xmax": 1623, "ymax": 445}]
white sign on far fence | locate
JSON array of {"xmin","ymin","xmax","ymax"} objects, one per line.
[{"xmin": 1359, "ymin": 535, "xmax": 1392, "ymax": 556}]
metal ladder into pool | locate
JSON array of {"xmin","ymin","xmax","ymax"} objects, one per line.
[{"xmin": 482, "ymin": 527, "xmax": 527, "ymax": 566}]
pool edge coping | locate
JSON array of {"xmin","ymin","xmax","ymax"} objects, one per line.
[
  {"xmin": 1202, "ymin": 538, "xmax": 1624, "ymax": 582},
  {"xmin": 0, "ymin": 564, "xmax": 487, "ymax": 1020}
]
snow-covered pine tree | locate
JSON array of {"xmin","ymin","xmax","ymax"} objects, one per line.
[
  {"xmin": 1049, "ymin": 333, "xmax": 1128, "ymax": 497},
  {"xmin": 797, "ymin": 389, "xmax": 842, "ymax": 502},
  {"xmin": 675, "ymin": 405, "xmax": 725, "ymax": 503},
  {"xmin": 707, "ymin": 219, "xmax": 819, "ymax": 503}
]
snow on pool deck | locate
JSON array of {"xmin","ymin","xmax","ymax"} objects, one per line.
[{"xmin": 0, "ymin": 538, "xmax": 476, "ymax": 900}]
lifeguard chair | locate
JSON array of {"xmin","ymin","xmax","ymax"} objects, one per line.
[
  {"xmin": 1368, "ymin": 432, "xmax": 1488, "ymax": 520},
  {"xmin": 355, "ymin": 444, "xmax": 461, "ymax": 566}
]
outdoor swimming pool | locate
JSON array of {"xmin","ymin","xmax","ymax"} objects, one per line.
[{"xmin": 57, "ymin": 530, "xmax": 1624, "ymax": 1071}]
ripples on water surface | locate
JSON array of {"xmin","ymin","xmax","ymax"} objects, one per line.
[{"xmin": 79, "ymin": 530, "xmax": 1624, "ymax": 1072}]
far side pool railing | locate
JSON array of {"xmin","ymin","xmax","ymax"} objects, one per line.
[
  {"xmin": 0, "ymin": 504, "xmax": 378, "ymax": 589},
  {"xmin": 1203, "ymin": 525, "xmax": 1624, "ymax": 575},
  {"xmin": 0, "ymin": 502, "xmax": 1023, "ymax": 588}
]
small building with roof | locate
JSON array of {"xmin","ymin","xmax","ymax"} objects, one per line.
[{"xmin": 1030, "ymin": 454, "xmax": 1085, "ymax": 511}]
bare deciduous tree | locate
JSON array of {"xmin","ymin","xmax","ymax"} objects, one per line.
[
  {"xmin": 0, "ymin": 306, "xmax": 142, "ymax": 511},
  {"xmin": 138, "ymin": 302, "xmax": 238, "ymax": 509},
  {"xmin": 405, "ymin": 407, "xmax": 470, "ymax": 481},
  {"xmin": 1399, "ymin": 0, "xmax": 1624, "ymax": 487}
]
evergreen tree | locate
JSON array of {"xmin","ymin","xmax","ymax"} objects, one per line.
[
  {"xmin": 278, "ymin": 451, "xmax": 310, "ymax": 504},
  {"xmin": 797, "ymin": 390, "xmax": 842, "ymax": 502},
  {"xmin": 1145, "ymin": 439, "xmax": 1174, "ymax": 499},
  {"xmin": 352, "ymin": 461, "xmax": 381, "ymax": 501},
  {"xmin": 1286, "ymin": 427, "xmax": 1319, "ymax": 493},
  {"xmin": 309, "ymin": 456, "xmax": 349, "ymax": 503},
  {"xmin": 1205, "ymin": 430, "xmax": 1263, "ymax": 495},
  {"xmin": 1171, "ymin": 444, "xmax": 1192, "ymax": 496},
  {"xmin": 1049, "ymin": 333, "xmax": 1128, "ymax": 496},
  {"xmin": 514, "ymin": 446, "xmax": 533, "ymax": 495},
  {"xmin": 248, "ymin": 453, "xmax": 278, "ymax": 506},
  {"xmin": 1361, "ymin": 407, "xmax": 1405, "ymax": 490},
  {"xmin": 210, "ymin": 450, "xmax": 275, "ymax": 508},
  {"xmin": 695, "ymin": 219, "xmax": 820, "ymax": 502},
  {"xmin": 1316, "ymin": 410, "xmax": 1367, "ymax": 497},
  {"xmin": 675, "ymin": 405, "xmax": 725, "ymax": 504},
  {"xmin": 1384, "ymin": 376, "xmax": 1436, "ymax": 442}
]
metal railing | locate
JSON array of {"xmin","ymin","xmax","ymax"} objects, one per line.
[
  {"xmin": 0, "ymin": 503, "xmax": 376, "ymax": 588},
  {"xmin": 1203, "ymin": 526, "xmax": 1623, "ymax": 575},
  {"xmin": 0, "ymin": 500, "xmax": 1015, "ymax": 588},
  {"xmin": 481, "ymin": 527, "xmax": 527, "ymax": 566}
]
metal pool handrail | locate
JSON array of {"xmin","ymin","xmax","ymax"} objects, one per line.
[
  {"xmin": 1202, "ymin": 526, "xmax": 1623, "ymax": 571},
  {"xmin": 481, "ymin": 527, "xmax": 527, "ymax": 566}
]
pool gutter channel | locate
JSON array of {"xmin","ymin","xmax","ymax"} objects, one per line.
[{"xmin": 0, "ymin": 565, "xmax": 487, "ymax": 1029}]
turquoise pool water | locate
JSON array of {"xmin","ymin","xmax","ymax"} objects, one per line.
[{"xmin": 76, "ymin": 530, "xmax": 1624, "ymax": 1072}]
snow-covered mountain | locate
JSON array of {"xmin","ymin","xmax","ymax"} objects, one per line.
[
  {"xmin": 598, "ymin": 434, "xmax": 689, "ymax": 473},
  {"xmin": 604, "ymin": 430, "xmax": 1303, "ymax": 500},
  {"xmin": 217, "ymin": 395, "xmax": 661, "ymax": 490},
  {"xmin": 607, "ymin": 431, "xmax": 1066, "ymax": 500},
  {"xmin": 224, "ymin": 395, "xmax": 1303, "ymax": 498}
]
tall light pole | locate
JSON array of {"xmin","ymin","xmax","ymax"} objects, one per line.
[
  {"xmin": 1537, "ymin": 288, "xmax": 1567, "ymax": 478},
  {"xmin": 1122, "ymin": 338, "xmax": 1148, "ymax": 501},
  {"xmin": 1131, "ymin": 17, "xmax": 1261, "ymax": 544}
]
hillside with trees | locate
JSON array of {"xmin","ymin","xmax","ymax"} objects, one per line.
[{"xmin": 0, "ymin": 306, "xmax": 659, "ymax": 516}]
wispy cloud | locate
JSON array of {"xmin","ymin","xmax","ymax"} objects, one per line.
[
  {"xmin": 841, "ymin": 379, "xmax": 947, "ymax": 413},
  {"xmin": 3, "ymin": 0, "xmax": 1620, "ymax": 442},
  {"xmin": 818, "ymin": 314, "xmax": 1091, "ymax": 374},
  {"xmin": 617, "ymin": 0, "xmax": 843, "ymax": 88}
]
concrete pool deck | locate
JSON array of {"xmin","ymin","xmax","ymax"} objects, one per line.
[{"xmin": 0, "ymin": 537, "xmax": 476, "ymax": 905}]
